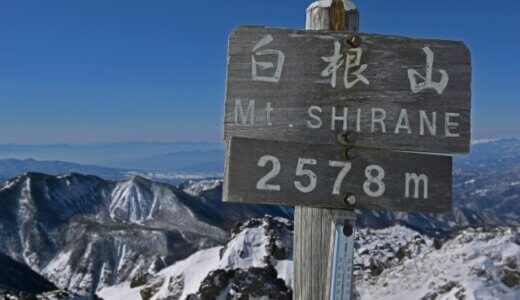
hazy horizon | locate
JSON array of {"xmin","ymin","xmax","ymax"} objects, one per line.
[{"xmin": 0, "ymin": 136, "xmax": 515, "ymax": 147}]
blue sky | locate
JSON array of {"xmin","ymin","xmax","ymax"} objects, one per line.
[{"xmin": 0, "ymin": 0, "xmax": 518, "ymax": 144}]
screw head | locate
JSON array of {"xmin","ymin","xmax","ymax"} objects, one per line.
[
  {"xmin": 345, "ymin": 194, "xmax": 357, "ymax": 205},
  {"xmin": 342, "ymin": 131, "xmax": 358, "ymax": 143},
  {"xmin": 345, "ymin": 148, "xmax": 358, "ymax": 159},
  {"xmin": 347, "ymin": 35, "xmax": 362, "ymax": 48},
  {"xmin": 343, "ymin": 223, "xmax": 354, "ymax": 237}
]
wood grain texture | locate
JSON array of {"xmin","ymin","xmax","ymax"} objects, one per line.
[
  {"xmin": 293, "ymin": 206, "xmax": 302, "ymax": 300},
  {"xmin": 224, "ymin": 137, "xmax": 452, "ymax": 213},
  {"xmin": 225, "ymin": 26, "xmax": 472, "ymax": 154},
  {"xmin": 302, "ymin": 208, "xmax": 312, "ymax": 297},
  {"xmin": 293, "ymin": 207, "xmax": 356, "ymax": 300},
  {"xmin": 329, "ymin": 0, "xmax": 345, "ymax": 31},
  {"xmin": 310, "ymin": 207, "xmax": 319, "ymax": 297}
]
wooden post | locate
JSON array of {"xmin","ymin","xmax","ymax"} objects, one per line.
[
  {"xmin": 295, "ymin": 2, "xmax": 359, "ymax": 299},
  {"xmin": 329, "ymin": 0, "xmax": 345, "ymax": 31}
]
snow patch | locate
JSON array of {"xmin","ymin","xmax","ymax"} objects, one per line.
[
  {"xmin": 472, "ymin": 138, "xmax": 499, "ymax": 145},
  {"xmin": 182, "ymin": 179, "xmax": 222, "ymax": 196},
  {"xmin": 465, "ymin": 179, "xmax": 476, "ymax": 185}
]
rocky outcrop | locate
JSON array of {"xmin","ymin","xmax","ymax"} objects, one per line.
[{"xmin": 98, "ymin": 216, "xmax": 294, "ymax": 299}]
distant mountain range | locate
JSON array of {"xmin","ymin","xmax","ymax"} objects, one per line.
[
  {"xmin": 0, "ymin": 141, "xmax": 225, "ymax": 172},
  {"xmin": 0, "ymin": 158, "xmax": 127, "ymax": 183},
  {"xmin": 113, "ymin": 149, "xmax": 224, "ymax": 172},
  {"xmin": 0, "ymin": 158, "xmax": 221, "ymax": 186}
]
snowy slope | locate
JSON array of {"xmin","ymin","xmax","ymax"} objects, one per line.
[
  {"xmin": 0, "ymin": 173, "xmax": 291, "ymax": 293},
  {"xmin": 355, "ymin": 226, "xmax": 520, "ymax": 299},
  {"xmin": 98, "ymin": 216, "xmax": 293, "ymax": 299},
  {"xmin": 99, "ymin": 221, "xmax": 520, "ymax": 300},
  {"xmin": 180, "ymin": 179, "xmax": 223, "ymax": 196}
]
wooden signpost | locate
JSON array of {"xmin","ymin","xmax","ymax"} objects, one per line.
[
  {"xmin": 225, "ymin": 137, "xmax": 452, "ymax": 213},
  {"xmin": 225, "ymin": 27, "xmax": 471, "ymax": 154},
  {"xmin": 222, "ymin": 0, "xmax": 472, "ymax": 299}
]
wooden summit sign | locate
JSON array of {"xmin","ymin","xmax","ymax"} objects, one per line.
[
  {"xmin": 225, "ymin": 26, "xmax": 471, "ymax": 154},
  {"xmin": 223, "ymin": 6, "xmax": 472, "ymax": 299},
  {"xmin": 224, "ymin": 137, "xmax": 452, "ymax": 213}
]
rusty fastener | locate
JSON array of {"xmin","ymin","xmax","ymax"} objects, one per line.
[
  {"xmin": 347, "ymin": 35, "xmax": 362, "ymax": 48},
  {"xmin": 345, "ymin": 148, "xmax": 358, "ymax": 159},
  {"xmin": 341, "ymin": 131, "xmax": 359, "ymax": 143}
]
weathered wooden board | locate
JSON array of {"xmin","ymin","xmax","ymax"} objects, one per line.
[
  {"xmin": 225, "ymin": 26, "xmax": 472, "ymax": 154},
  {"xmin": 224, "ymin": 137, "xmax": 452, "ymax": 213}
]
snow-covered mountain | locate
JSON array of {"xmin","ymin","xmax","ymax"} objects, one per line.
[
  {"xmin": 1, "ymin": 138, "xmax": 520, "ymax": 298},
  {"xmin": 99, "ymin": 217, "xmax": 520, "ymax": 300},
  {"xmin": 1, "ymin": 172, "xmax": 519, "ymax": 298},
  {"xmin": 355, "ymin": 226, "xmax": 520, "ymax": 299},
  {"xmin": 2, "ymin": 138, "xmax": 519, "ymax": 235},
  {"xmin": 99, "ymin": 216, "xmax": 293, "ymax": 300},
  {"xmin": 0, "ymin": 173, "xmax": 291, "ymax": 294}
]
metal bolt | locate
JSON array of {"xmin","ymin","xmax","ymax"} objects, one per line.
[
  {"xmin": 347, "ymin": 35, "xmax": 362, "ymax": 48},
  {"xmin": 345, "ymin": 148, "xmax": 358, "ymax": 159},
  {"xmin": 345, "ymin": 194, "xmax": 357, "ymax": 205},
  {"xmin": 343, "ymin": 223, "xmax": 354, "ymax": 237},
  {"xmin": 341, "ymin": 131, "xmax": 358, "ymax": 143}
]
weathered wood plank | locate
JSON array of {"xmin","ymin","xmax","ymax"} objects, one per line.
[
  {"xmin": 320, "ymin": 208, "xmax": 330, "ymax": 300},
  {"xmin": 302, "ymin": 207, "xmax": 313, "ymax": 298},
  {"xmin": 225, "ymin": 26, "xmax": 472, "ymax": 154},
  {"xmin": 313, "ymin": 207, "xmax": 324, "ymax": 300},
  {"xmin": 224, "ymin": 136, "xmax": 452, "ymax": 213},
  {"xmin": 294, "ymin": 207, "xmax": 302, "ymax": 300}
]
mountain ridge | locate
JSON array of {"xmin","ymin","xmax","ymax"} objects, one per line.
[
  {"xmin": 0, "ymin": 141, "xmax": 225, "ymax": 172},
  {"xmin": 0, "ymin": 172, "xmax": 291, "ymax": 292}
]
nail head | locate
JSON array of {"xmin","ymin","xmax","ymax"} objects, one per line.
[
  {"xmin": 346, "ymin": 194, "xmax": 357, "ymax": 205},
  {"xmin": 345, "ymin": 148, "xmax": 358, "ymax": 159},
  {"xmin": 343, "ymin": 131, "xmax": 358, "ymax": 143},
  {"xmin": 347, "ymin": 35, "xmax": 362, "ymax": 48}
]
